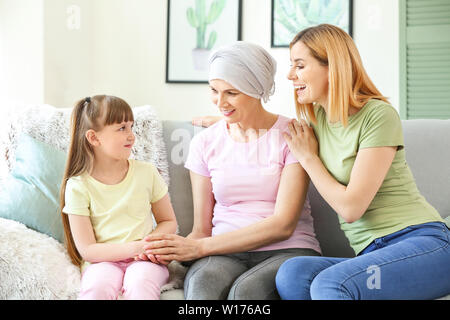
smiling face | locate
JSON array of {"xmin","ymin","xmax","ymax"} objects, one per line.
[
  {"xmin": 288, "ymin": 41, "xmax": 329, "ymax": 109},
  {"xmin": 93, "ymin": 120, "xmax": 135, "ymax": 160},
  {"xmin": 209, "ymin": 79, "xmax": 261, "ymax": 124}
]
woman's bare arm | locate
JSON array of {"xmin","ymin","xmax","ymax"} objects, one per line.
[
  {"xmin": 192, "ymin": 116, "xmax": 223, "ymax": 128},
  {"xmin": 187, "ymin": 171, "xmax": 215, "ymax": 239},
  {"xmin": 302, "ymin": 146, "xmax": 396, "ymax": 223}
]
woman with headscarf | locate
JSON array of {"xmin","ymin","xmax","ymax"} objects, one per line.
[{"xmin": 141, "ymin": 41, "xmax": 321, "ymax": 300}]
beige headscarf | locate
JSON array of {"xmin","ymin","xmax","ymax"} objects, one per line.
[{"xmin": 208, "ymin": 41, "xmax": 277, "ymax": 103}]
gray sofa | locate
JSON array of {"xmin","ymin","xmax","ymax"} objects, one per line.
[{"xmin": 159, "ymin": 119, "xmax": 450, "ymax": 300}]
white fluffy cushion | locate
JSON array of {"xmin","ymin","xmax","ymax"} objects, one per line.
[{"xmin": 0, "ymin": 217, "xmax": 81, "ymax": 299}]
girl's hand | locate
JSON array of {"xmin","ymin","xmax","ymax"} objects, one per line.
[
  {"xmin": 142, "ymin": 234, "xmax": 204, "ymax": 262},
  {"xmin": 133, "ymin": 240, "xmax": 170, "ymax": 265},
  {"xmin": 134, "ymin": 252, "xmax": 169, "ymax": 265},
  {"xmin": 283, "ymin": 119, "xmax": 319, "ymax": 164},
  {"xmin": 192, "ymin": 116, "xmax": 222, "ymax": 128}
]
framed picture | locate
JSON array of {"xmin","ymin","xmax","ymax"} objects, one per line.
[
  {"xmin": 271, "ymin": 0, "xmax": 353, "ymax": 47},
  {"xmin": 166, "ymin": 0, "xmax": 242, "ymax": 83}
]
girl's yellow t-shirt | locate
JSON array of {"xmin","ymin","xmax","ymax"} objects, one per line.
[
  {"xmin": 311, "ymin": 99, "xmax": 443, "ymax": 255},
  {"xmin": 63, "ymin": 159, "xmax": 168, "ymax": 246}
]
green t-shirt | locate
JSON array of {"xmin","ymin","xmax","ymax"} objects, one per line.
[{"xmin": 311, "ymin": 99, "xmax": 443, "ymax": 255}]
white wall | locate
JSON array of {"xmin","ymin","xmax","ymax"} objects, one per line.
[
  {"xmin": 0, "ymin": 0, "xmax": 400, "ymax": 119},
  {"xmin": 353, "ymin": 0, "xmax": 399, "ymax": 109},
  {"xmin": 89, "ymin": 0, "xmax": 215, "ymax": 121},
  {"xmin": 0, "ymin": 0, "xmax": 44, "ymax": 105},
  {"xmin": 44, "ymin": 0, "xmax": 94, "ymax": 107}
]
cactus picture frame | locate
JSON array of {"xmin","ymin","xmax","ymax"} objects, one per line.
[
  {"xmin": 271, "ymin": 0, "xmax": 353, "ymax": 47},
  {"xmin": 166, "ymin": 0, "xmax": 242, "ymax": 83}
]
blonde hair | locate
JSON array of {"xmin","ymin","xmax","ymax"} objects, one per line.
[
  {"xmin": 290, "ymin": 24, "xmax": 388, "ymax": 127},
  {"xmin": 60, "ymin": 95, "xmax": 134, "ymax": 266}
]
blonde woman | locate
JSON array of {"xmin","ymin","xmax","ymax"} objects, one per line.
[{"xmin": 275, "ymin": 24, "xmax": 449, "ymax": 300}]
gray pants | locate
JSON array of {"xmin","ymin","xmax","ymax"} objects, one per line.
[{"xmin": 183, "ymin": 248, "xmax": 320, "ymax": 300}]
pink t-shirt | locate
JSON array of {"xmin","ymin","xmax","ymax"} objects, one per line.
[{"xmin": 185, "ymin": 115, "xmax": 321, "ymax": 254}]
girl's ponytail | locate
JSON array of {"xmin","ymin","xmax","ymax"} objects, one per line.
[{"xmin": 60, "ymin": 97, "xmax": 94, "ymax": 266}]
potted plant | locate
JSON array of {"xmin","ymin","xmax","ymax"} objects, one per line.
[
  {"xmin": 186, "ymin": 0, "xmax": 226, "ymax": 71},
  {"xmin": 274, "ymin": 0, "xmax": 347, "ymax": 46}
]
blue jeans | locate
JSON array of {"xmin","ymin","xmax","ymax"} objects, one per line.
[{"xmin": 275, "ymin": 222, "xmax": 450, "ymax": 299}]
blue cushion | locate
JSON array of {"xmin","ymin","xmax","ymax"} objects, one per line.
[{"xmin": 0, "ymin": 134, "xmax": 67, "ymax": 242}]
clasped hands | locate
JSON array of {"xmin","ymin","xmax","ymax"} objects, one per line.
[{"xmin": 134, "ymin": 233, "xmax": 202, "ymax": 265}]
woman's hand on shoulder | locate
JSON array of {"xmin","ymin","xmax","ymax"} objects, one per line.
[
  {"xmin": 283, "ymin": 119, "xmax": 319, "ymax": 164},
  {"xmin": 192, "ymin": 116, "xmax": 223, "ymax": 128}
]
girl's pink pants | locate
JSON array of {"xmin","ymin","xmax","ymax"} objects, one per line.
[{"xmin": 78, "ymin": 259, "xmax": 169, "ymax": 300}]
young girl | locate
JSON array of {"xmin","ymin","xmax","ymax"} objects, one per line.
[{"xmin": 60, "ymin": 95, "xmax": 177, "ymax": 300}]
